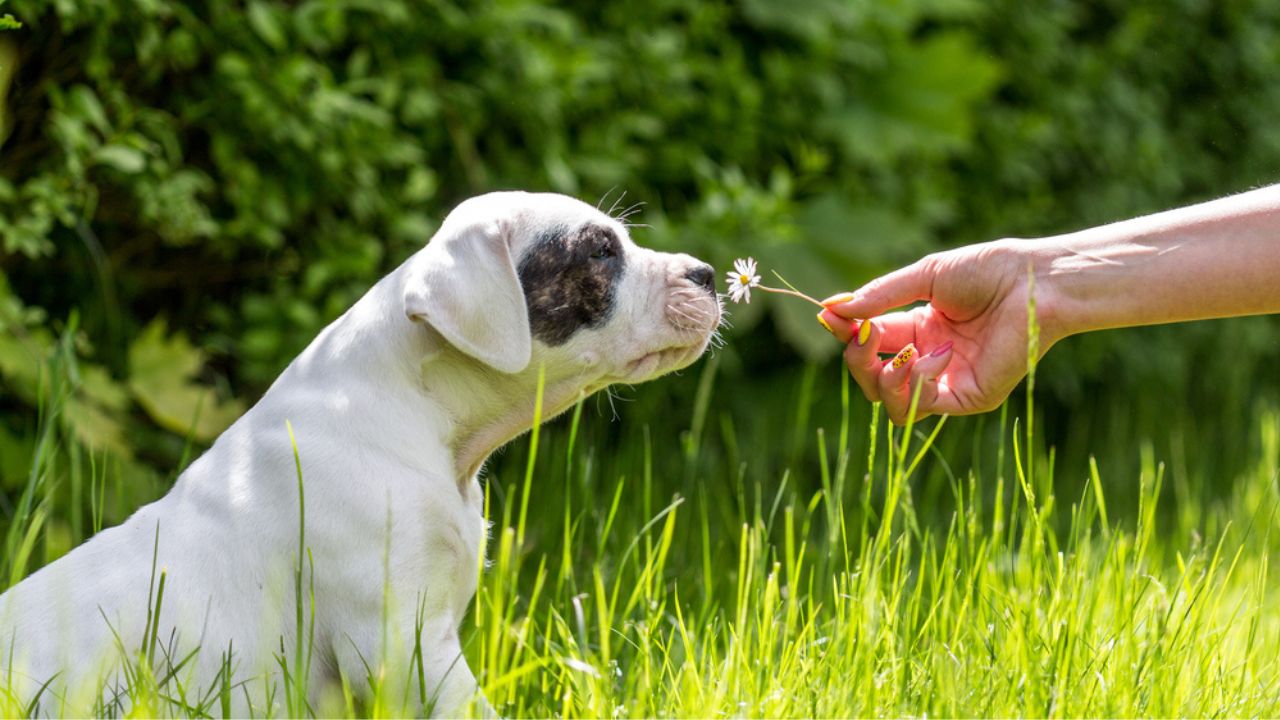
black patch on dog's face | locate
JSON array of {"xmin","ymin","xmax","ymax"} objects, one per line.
[{"xmin": 518, "ymin": 223, "xmax": 626, "ymax": 346}]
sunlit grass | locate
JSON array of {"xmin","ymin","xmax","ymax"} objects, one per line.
[
  {"xmin": 468, "ymin": 366, "xmax": 1280, "ymax": 718},
  {"xmin": 3, "ymin": 337, "xmax": 1279, "ymax": 717}
]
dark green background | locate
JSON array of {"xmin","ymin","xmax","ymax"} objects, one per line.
[{"xmin": 1, "ymin": 0, "xmax": 1278, "ymax": 555}]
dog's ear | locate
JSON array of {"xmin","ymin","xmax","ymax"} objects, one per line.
[{"xmin": 403, "ymin": 213, "xmax": 532, "ymax": 374}]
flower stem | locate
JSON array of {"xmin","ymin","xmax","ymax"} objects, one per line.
[{"xmin": 756, "ymin": 285, "xmax": 824, "ymax": 308}]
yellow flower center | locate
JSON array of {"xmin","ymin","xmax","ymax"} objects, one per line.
[{"xmin": 739, "ymin": 274, "xmax": 749, "ymax": 284}]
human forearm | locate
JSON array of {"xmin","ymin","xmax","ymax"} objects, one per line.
[{"xmin": 1032, "ymin": 185, "xmax": 1280, "ymax": 341}]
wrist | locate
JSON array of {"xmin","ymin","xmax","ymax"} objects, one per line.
[{"xmin": 1004, "ymin": 237, "xmax": 1077, "ymax": 347}]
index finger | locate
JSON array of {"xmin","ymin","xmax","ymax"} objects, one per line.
[{"xmin": 823, "ymin": 256, "xmax": 935, "ymax": 320}]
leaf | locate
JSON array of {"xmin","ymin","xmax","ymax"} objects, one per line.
[
  {"xmin": 740, "ymin": 0, "xmax": 862, "ymax": 42},
  {"xmin": 65, "ymin": 365, "xmax": 133, "ymax": 458},
  {"xmin": 67, "ymin": 85, "xmax": 110, "ymax": 136},
  {"xmin": 247, "ymin": 1, "xmax": 288, "ymax": 52},
  {"xmin": 127, "ymin": 320, "xmax": 244, "ymax": 442},
  {"xmin": 0, "ymin": 328, "xmax": 44, "ymax": 404},
  {"xmin": 94, "ymin": 144, "xmax": 146, "ymax": 174},
  {"xmin": 65, "ymin": 395, "xmax": 132, "ymax": 458},
  {"xmin": 78, "ymin": 364, "xmax": 129, "ymax": 412}
]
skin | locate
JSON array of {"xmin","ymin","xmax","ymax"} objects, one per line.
[{"xmin": 817, "ymin": 184, "xmax": 1280, "ymax": 425}]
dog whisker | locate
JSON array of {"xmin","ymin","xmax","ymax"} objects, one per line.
[
  {"xmin": 607, "ymin": 189, "xmax": 629, "ymax": 219},
  {"xmin": 597, "ymin": 186, "xmax": 621, "ymax": 212},
  {"xmin": 615, "ymin": 201, "xmax": 646, "ymax": 222}
]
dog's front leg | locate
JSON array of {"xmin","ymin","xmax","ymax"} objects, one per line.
[
  {"xmin": 331, "ymin": 610, "xmax": 492, "ymax": 718},
  {"xmin": 417, "ymin": 617, "xmax": 495, "ymax": 719}
]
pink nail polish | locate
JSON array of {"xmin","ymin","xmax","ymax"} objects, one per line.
[{"xmin": 929, "ymin": 341, "xmax": 954, "ymax": 357}]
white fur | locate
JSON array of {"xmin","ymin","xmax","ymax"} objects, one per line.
[{"xmin": 0, "ymin": 191, "xmax": 720, "ymax": 716}]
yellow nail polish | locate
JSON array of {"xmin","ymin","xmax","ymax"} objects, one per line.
[
  {"xmin": 892, "ymin": 344, "xmax": 915, "ymax": 370},
  {"xmin": 822, "ymin": 292, "xmax": 855, "ymax": 306},
  {"xmin": 816, "ymin": 312, "xmax": 834, "ymax": 335},
  {"xmin": 857, "ymin": 320, "xmax": 873, "ymax": 346}
]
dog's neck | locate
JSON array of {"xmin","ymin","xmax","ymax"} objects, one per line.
[{"xmin": 418, "ymin": 344, "xmax": 602, "ymax": 485}]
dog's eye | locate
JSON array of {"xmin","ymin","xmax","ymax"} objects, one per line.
[{"xmin": 589, "ymin": 244, "xmax": 615, "ymax": 260}]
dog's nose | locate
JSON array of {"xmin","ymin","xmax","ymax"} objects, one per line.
[{"xmin": 685, "ymin": 264, "xmax": 715, "ymax": 294}]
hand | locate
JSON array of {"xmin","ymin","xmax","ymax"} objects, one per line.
[{"xmin": 818, "ymin": 239, "xmax": 1058, "ymax": 425}]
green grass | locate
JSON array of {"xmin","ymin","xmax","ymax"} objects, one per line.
[
  {"xmin": 3, "ymin": 337, "xmax": 1280, "ymax": 717},
  {"xmin": 467, "ymin": 369, "xmax": 1280, "ymax": 718}
]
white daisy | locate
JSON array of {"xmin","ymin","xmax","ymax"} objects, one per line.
[{"xmin": 725, "ymin": 257, "xmax": 761, "ymax": 303}]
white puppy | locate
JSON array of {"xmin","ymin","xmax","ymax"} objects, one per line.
[{"xmin": 0, "ymin": 191, "xmax": 721, "ymax": 716}]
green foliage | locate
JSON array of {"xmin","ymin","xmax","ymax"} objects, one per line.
[
  {"xmin": 0, "ymin": 0, "xmax": 17, "ymax": 32},
  {"xmin": 128, "ymin": 319, "xmax": 244, "ymax": 442}
]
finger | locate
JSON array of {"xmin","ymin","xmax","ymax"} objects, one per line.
[
  {"xmin": 820, "ymin": 292, "xmax": 855, "ymax": 307},
  {"xmin": 822, "ymin": 306, "xmax": 921, "ymax": 352},
  {"xmin": 824, "ymin": 256, "xmax": 935, "ymax": 320},
  {"xmin": 878, "ymin": 344, "xmax": 919, "ymax": 424},
  {"xmin": 843, "ymin": 318, "xmax": 883, "ymax": 403},
  {"xmin": 816, "ymin": 308, "xmax": 855, "ymax": 344},
  {"xmin": 869, "ymin": 309, "xmax": 923, "ymax": 355},
  {"xmin": 905, "ymin": 341, "xmax": 954, "ymax": 416}
]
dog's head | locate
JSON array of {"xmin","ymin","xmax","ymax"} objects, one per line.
[{"xmin": 404, "ymin": 191, "xmax": 721, "ymax": 390}]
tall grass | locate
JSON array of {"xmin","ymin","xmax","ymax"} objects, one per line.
[
  {"xmin": 2, "ymin": 331, "xmax": 1279, "ymax": 717},
  {"xmin": 470, "ymin": 358, "xmax": 1280, "ymax": 718}
]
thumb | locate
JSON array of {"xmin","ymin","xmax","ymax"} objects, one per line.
[{"xmin": 823, "ymin": 256, "xmax": 936, "ymax": 320}]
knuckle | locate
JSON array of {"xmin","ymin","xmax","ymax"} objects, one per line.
[
  {"xmin": 861, "ymin": 275, "xmax": 886, "ymax": 296},
  {"xmin": 917, "ymin": 252, "xmax": 944, "ymax": 276}
]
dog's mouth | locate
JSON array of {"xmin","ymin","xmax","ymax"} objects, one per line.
[
  {"xmin": 622, "ymin": 342, "xmax": 709, "ymax": 383},
  {"xmin": 595, "ymin": 280, "xmax": 721, "ymax": 385},
  {"xmin": 622, "ymin": 293, "xmax": 721, "ymax": 383},
  {"xmin": 628, "ymin": 285, "xmax": 718, "ymax": 378}
]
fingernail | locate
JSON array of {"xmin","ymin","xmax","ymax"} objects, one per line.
[
  {"xmin": 816, "ymin": 311, "xmax": 835, "ymax": 335},
  {"xmin": 891, "ymin": 344, "xmax": 915, "ymax": 370},
  {"xmin": 857, "ymin": 320, "xmax": 873, "ymax": 346},
  {"xmin": 929, "ymin": 341, "xmax": 954, "ymax": 358},
  {"xmin": 821, "ymin": 292, "xmax": 855, "ymax": 306}
]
